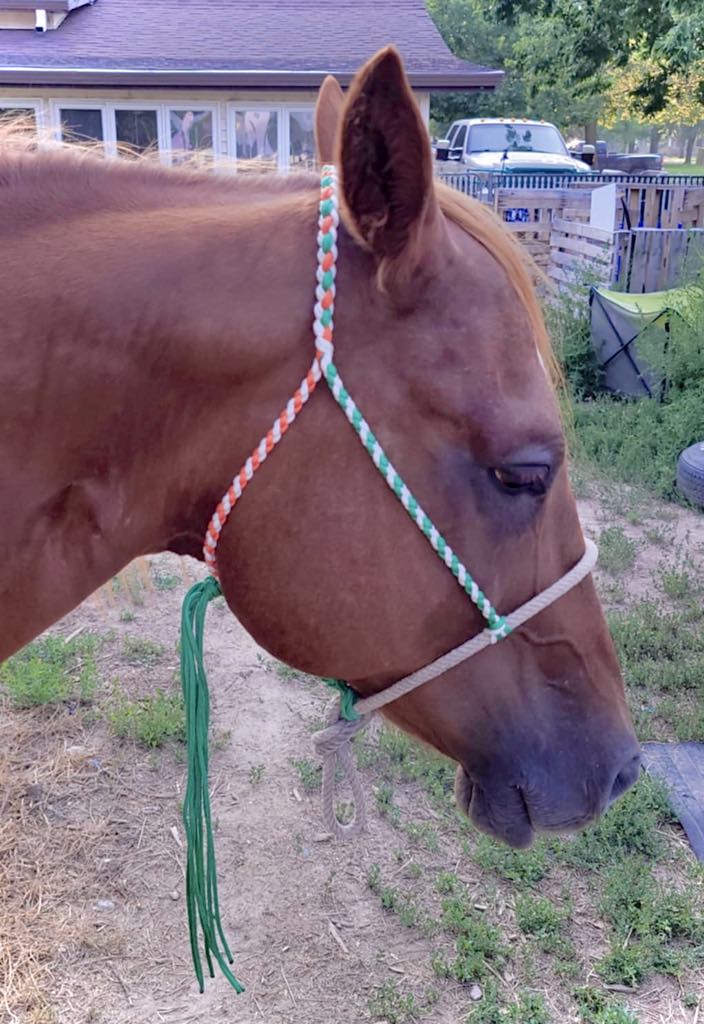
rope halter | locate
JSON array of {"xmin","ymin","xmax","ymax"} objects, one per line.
[
  {"xmin": 181, "ymin": 166, "xmax": 599, "ymax": 993},
  {"xmin": 202, "ymin": 164, "xmax": 598, "ymax": 835}
]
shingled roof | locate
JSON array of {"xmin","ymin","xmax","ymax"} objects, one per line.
[{"xmin": 0, "ymin": 0, "xmax": 502, "ymax": 90}]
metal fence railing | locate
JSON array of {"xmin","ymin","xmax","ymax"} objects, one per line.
[{"xmin": 436, "ymin": 171, "xmax": 704, "ymax": 204}]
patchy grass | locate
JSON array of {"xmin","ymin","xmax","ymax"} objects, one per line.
[
  {"xmin": 107, "ymin": 686, "xmax": 185, "ymax": 747},
  {"xmin": 473, "ymin": 835, "xmax": 550, "ymax": 885},
  {"xmin": 515, "ymin": 893, "xmax": 568, "ymax": 953},
  {"xmin": 433, "ymin": 887, "xmax": 509, "ymax": 983},
  {"xmin": 151, "ymin": 569, "xmax": 181, "ymax": 592},
  {"xmin": 290, "ymin": 757, "xmax": 322, "ymax": 792},
  {"xmin": 121, "ymin": 636, "xmax": 166, "ymax": 668},
  {"xmin": 599, "ymin": 527, "xmax": 638, "ymax": 574},
  {"xmin": 607, "ymin": 601, "xmax": 704, "ymax": 741},
  {"xmin": 0, "ymin": 634, "xmax": 99, "ymax": 708},
  {"xmin": 367, "ymin": 980, "xmax": 419, "ymax": 1024}
]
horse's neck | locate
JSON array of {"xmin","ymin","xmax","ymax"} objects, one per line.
[{"xmin": 0, "ymin": 188, "xmax": 315, "ymax": 659}]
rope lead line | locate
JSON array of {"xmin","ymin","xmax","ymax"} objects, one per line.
[{"xmin": 180, "ymin": 577, "xmax": 244, "ymax": 995}]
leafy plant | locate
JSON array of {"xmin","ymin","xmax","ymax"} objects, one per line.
[
  {"xmin": 1, "ymin": 633, "xmax": 98, "ymax": 708},
  {"xmin": 107, "ymin": 686, "xmax": 185, "ymax": 747}
]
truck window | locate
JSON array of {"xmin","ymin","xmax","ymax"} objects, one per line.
[{"xmin": 453, "ymin": 125, "xmax": 467, "ymax": 153}]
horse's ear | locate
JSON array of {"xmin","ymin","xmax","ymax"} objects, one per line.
[
  {"xmin": 337, "ymin": 46, "xmax": 440, "ymax": 296},
  {"xmin": 315, "ymin": 75, "xmax": 344, "ymax": 166}
]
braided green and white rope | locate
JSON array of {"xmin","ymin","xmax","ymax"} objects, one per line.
[{"xmin": 313, "ymin": 168, "xmax": 510, "ymax": 641}]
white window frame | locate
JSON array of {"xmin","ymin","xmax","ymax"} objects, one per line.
[
  {"xmin": 110, "ymin": 101, "xmax": 165, "ymax": 161},
  {"xmin": 0, "ymin": 97, "xmax": 45, "ymax": 133},
  {"xmin": 50, "ymin": 99, "xmax": 108, "ymax": 149},
  {"xmin": 162, "ymin": 103, "xmax": 220, "ymax": 168},
  {"xmin": 227, "ymin": 103, "xmax": 315, "ymax": 174}
]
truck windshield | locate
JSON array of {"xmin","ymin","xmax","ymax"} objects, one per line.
[{"xmin": 468, "ymin": 124, "xmax": 567, "ymax": 155}]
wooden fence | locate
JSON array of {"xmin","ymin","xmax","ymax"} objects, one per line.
[
  {"xmin": 549, "ymin": 222, "xmax": 704, "ymax": 291},
  {"xmin": 438, "ymin": 173, "xmax": 704, "ymax": 290}
]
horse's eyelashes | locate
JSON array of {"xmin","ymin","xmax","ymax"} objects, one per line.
[{"xmin": 490, "ymin": 464, "xmax": 550, "ymax": 497}]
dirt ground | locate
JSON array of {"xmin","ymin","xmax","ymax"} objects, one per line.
[{"xmin": 2, "ymin": 488, "xmax": 704, "ymax": 1024}]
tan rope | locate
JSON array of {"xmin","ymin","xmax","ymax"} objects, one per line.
[{"xmin": 312, "ymin": 538, "xmax": 598, "ymax": 837}]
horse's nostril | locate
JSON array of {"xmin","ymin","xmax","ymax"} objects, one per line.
[{"xmin": 609, "ymin": 751, "xmax": 642, "ymax": 805}]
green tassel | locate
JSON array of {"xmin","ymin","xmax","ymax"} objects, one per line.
[
  {"xmin": 180, "ymin": 577, "xmax": 244, "ymax": 995},
  {"xmin": 322, "ymin": 677, "xmax": 360, "ymax": 721}
]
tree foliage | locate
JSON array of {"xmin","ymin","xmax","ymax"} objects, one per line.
[
  {"xmin": 493, "ymin": 0, "xmax": 704, "ymax": 115},
  {"xmin": 427, "ymin": 0, "xmax": 601, "ymax": 133}
]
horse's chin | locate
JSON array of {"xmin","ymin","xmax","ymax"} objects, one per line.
[{"xmin": 454, "ymin": 766, "xmax": 535, "ymax": 849}]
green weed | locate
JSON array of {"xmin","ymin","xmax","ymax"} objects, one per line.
[
  {"xmin": 368, "ymin": 981, "xmax": 418, "ymax": 1024},
  {"xmin": 555, "ymin": 776, "xmax": 673, "ymax": 869},
  {"xmin": 248, "ymin": 764, "xmax": 265, "ymax": 785},
  {"xmin": 594, "ymin": 856, "xmax": 703, "ymax": 984},
  {"xmin": 107, "ymin": 686, "xmax": 185, "ymax": 747},
  {"xmin": 376, "ymin": 781, "xmax": 402, "ymax": 824},
  {"xmin": 290, "ymin": 757, "xmax": 322, "ymax": 792},
  {"xmin": 403, "ymin": 821, "xmax": 439, "ymax": 852},
  {"xmin": 152, "ymin": 570, "xmax": 181, "ymax": 592},
  {"xmin": 434, "ymin": 889, "xmax": 509, "ymax": 983},
  {"xmin": 599, "ymin": 527, "xmax": 637, "ymax": 575},
  {"xmin": 515, "ymin": 894, "xmax": 566, "ymax": 953},
  {"xmin": 1, "ymin": 634, "xmax": 99, "ymax": 708},
  {"xmin": 573, "ymin": 986, "xmax": 639, "ymax": 1024},
  {"xmin": 473, "ymin": 835, "xmax": 550, "ymax": 885},
  {"xmin": 661, "ymin": 567, "xmax": 700, "ymax": 602},
  {"xmin": 373, "ymin": 726, "xmax": 456, "ymax": 804},
  {"xmin": 121, "ymin": 636, "xmax": 166, "ymax": 667}
]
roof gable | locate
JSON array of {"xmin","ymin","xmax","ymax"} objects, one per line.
[{"xmin": 0, "ymin": 0, "xmax": 502, "ymax": 90}]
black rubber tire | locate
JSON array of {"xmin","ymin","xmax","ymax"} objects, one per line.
[{"xmin": 677, "ymin": 441, "xmax": 704, "ymax": 508}]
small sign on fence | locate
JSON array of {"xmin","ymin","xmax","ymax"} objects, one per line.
[{"xmin": 589, "ymin": 183, "xmax": 617, "ymax": 232}]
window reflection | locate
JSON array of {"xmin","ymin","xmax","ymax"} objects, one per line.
[
  {"xmin": 289, "ymin": 109, "xmax": 315, "ymax": 171},
  {"xmin": 115, "ymin": 109, "xmax": 159, "ymax": 158},
  {"xmin": 60, "ymin": 108, "xmax": 103, "ymax": 145},
  {"xmin": 169, "ymin": 109, "xmax": 214, "ymax": 165},
  {"xmin": 234, "ymin": 110, "xmax": 278, "ymax": 172}
]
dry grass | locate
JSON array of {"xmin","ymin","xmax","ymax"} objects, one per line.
[{"xmin": 0, "ymin": 708, "xmax": 105, "ymax": 1021}]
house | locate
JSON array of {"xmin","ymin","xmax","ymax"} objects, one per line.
[{"xmin": 0, "ymin": 0, "xmax": 502, "ymax": 171}]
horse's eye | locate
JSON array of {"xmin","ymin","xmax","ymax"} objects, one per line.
[{"xmin": 491, "ymin": 464, "xmax": 550, "ymax": 496}]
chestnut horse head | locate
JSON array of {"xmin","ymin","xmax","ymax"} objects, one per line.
[{"xmin": 0, "ymin": 48, "xmax": 639, "ymax": 848}]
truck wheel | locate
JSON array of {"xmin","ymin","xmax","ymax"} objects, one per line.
[{"xmin": 677, "ymin": 441, "xmax": 704, "ymax": 508}]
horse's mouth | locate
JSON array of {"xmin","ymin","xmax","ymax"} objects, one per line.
[
  {"xmin": 454, "ymin": 766, "xmax": 606, "ymax": 849},
  {"xmin": 454, "ymin": 766, "xmax": 535, "ymax": 849}
]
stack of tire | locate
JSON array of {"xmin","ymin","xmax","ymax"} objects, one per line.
[{"xmin": 677, "ymin": 442, "xmax": 704, "ymax": 508}]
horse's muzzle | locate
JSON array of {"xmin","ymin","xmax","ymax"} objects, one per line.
[{"xmin": 454, "ymin": 742, "xmax": 642, "ymax": 849}]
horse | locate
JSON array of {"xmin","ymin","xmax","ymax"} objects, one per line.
[{"xmin": 0, "ymin": 47, "xmax": 640, "ymax": 851}]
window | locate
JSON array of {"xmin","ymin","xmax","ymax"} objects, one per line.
[
  {"xmin": 233, "ymin": 109, "xmax": 278, "ymax": 173},
  {"xmin": 467, "ymin": 124, "xmax": 568, "ymax": 156},
  {"xmin": 289, "ymin": 109, "xmax": 315, "ymax": 172},
  {"xmin": 60, "ymin": 107, "xmax": 104, "ymax": 145},
  {"xmin": 167, "ymin": 108, "xmax": 215, "ymax": 166},
  {"xmin": 453, "ymin": 124, "xmax": 467, "ymax": 153},
  {"xmin": 0, "ymin": 105, "xmax": 37, "ymax": 129},
  {"xmin": 115, "ymin": 108, "xmax": 159, "ymax": 158}
]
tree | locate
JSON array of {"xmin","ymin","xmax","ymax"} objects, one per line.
[
  {"xmin": 427, "ymin": 0, "xmax": 603, "ymax": 137},
  {"xmin": 494, "ymin": 0, "xmax": 704, "ymax": 116}
]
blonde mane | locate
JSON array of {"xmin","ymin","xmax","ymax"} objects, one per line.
[{"xmin": 435, "ymin": 182, "xmax": 556, "ymax": 382}]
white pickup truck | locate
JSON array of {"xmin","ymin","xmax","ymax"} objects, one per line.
[{"xmin": 435, "ymin": 118, "xmax": 592, "ymax": 175}]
